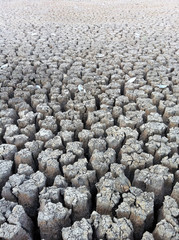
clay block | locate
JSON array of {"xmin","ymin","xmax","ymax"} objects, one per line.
[
  {"xmin": 62, "ymin": 218, "xmax": 93, "ymax": 240},
  {"xmin": 64, "ymin": 186, "xmax": 91, "ymax": 222},
  {"xmin": 38, "ymin": 201, "xmax": 71, "ymax": 240}
]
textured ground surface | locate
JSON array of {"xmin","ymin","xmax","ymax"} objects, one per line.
[{"xmin": 0, "ymin": 0, "xmax": 179, "ymax": 239}]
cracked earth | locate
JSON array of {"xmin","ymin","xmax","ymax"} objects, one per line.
[{"xmin": 0, "ymin": 0, "xmax": 179, "ymax": 239}]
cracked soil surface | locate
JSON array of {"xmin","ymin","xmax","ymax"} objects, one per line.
[{"xmin": 0, "ymin": 0, "xmax": 179, "ymax": 239}]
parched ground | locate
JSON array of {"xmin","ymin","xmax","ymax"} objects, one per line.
[{"xmin": 0, "ymin": 0, "xmax": 179, "ymax": 239}]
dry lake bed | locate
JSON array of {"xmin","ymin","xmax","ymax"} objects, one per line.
[{"xmin": 0, "ymin": 0, "xmax": 179, "ymax": 239}]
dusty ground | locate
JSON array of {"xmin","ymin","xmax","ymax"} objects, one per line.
[{"xmin": 0, "ymin": 0, "xmax": 179, "ymax": 239}]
